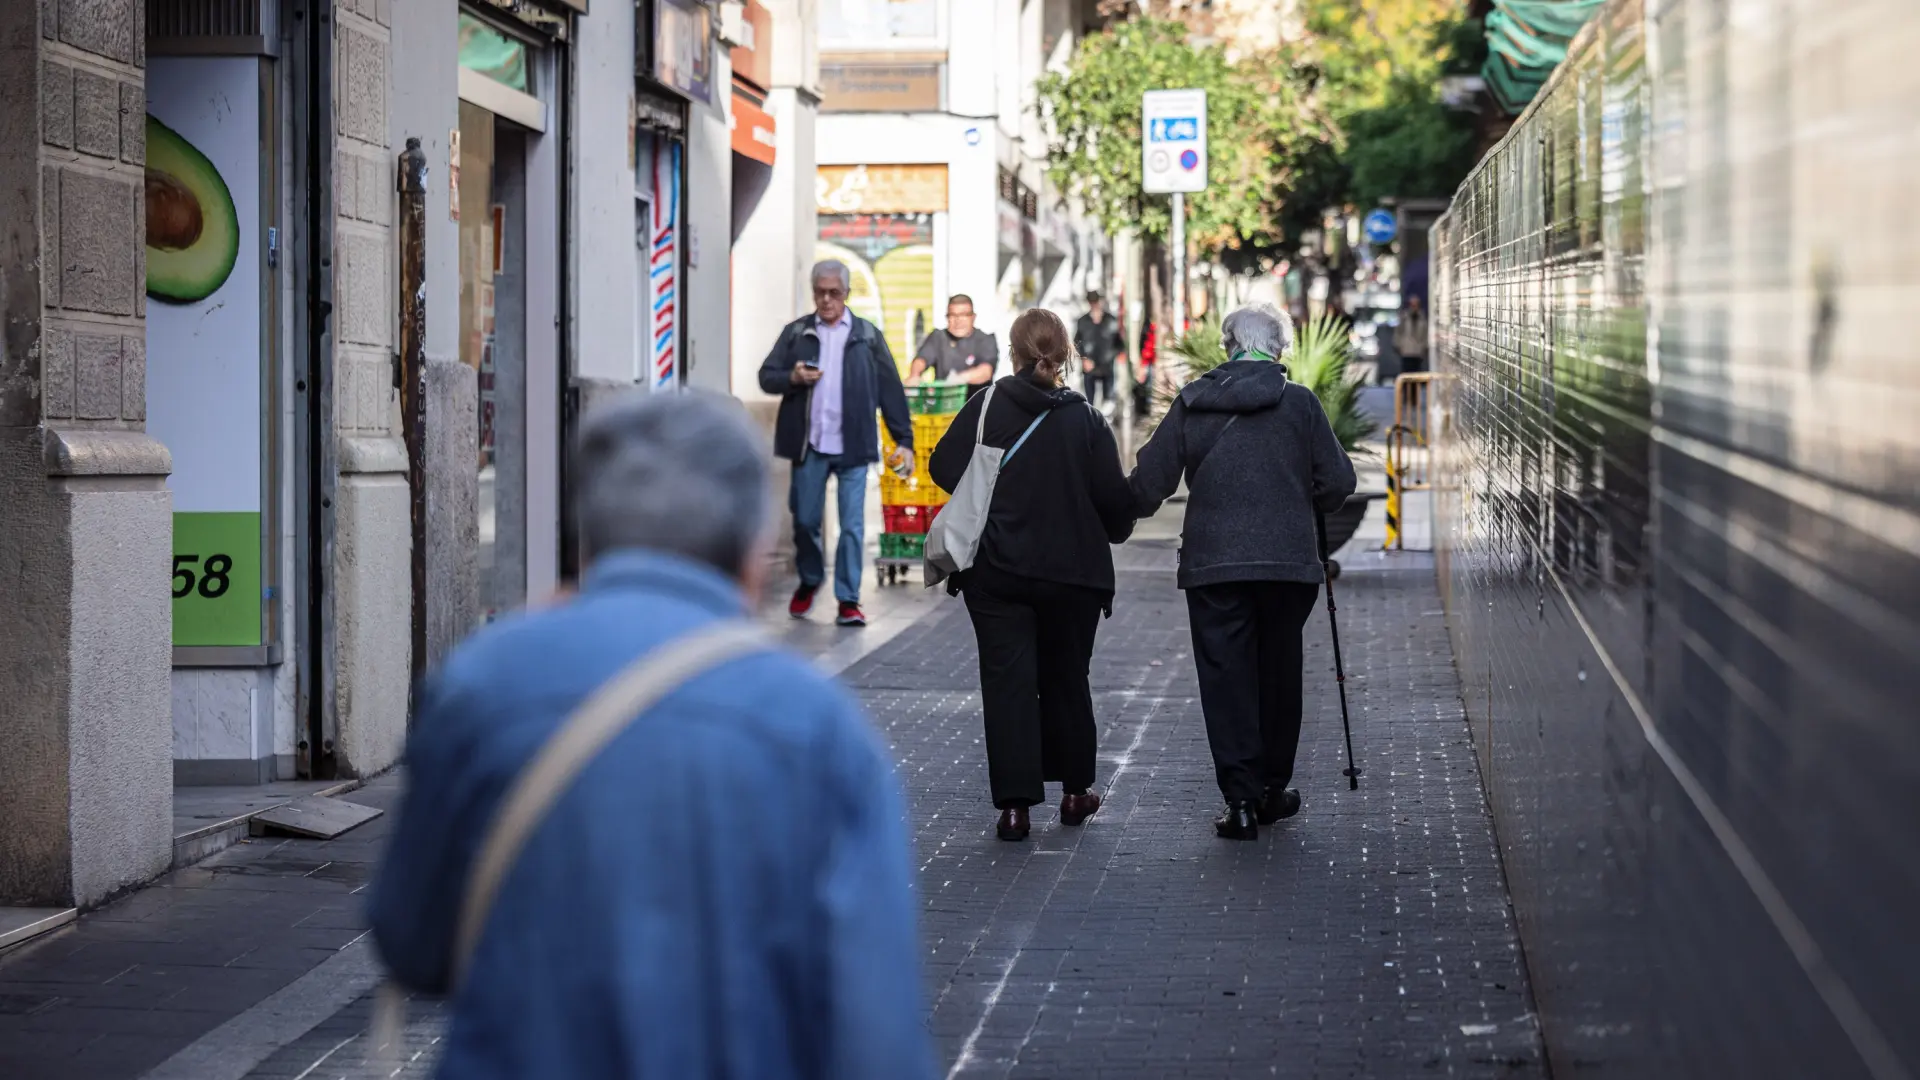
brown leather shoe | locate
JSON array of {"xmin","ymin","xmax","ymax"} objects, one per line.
[
  {"xmin": 996, "ymin": 806, "xmax": 1030, "ymax": 841},
  {"xmin": 1060, "ymin": 791, "xmax": 1102, "ymax": 826}
]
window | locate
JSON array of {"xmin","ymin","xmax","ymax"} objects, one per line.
[
  {"xmin": 820, "ymin": 0, "xmax": 942, "ymax": 47},
  {"xmin": 458, "ymin": 12, "xmax": 531, "ymax": 93}
]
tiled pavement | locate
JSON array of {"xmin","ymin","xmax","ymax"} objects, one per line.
[{"xmin": 0, "ymin": 532, "xmax": 1544, "ymax": 1079}]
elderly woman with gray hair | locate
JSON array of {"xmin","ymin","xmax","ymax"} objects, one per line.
[
  {"xmin": 1129, "ymin": 303, "xmax": 1357, "ymax": 840},
  {"xmin": 373, "ymin": 392, "xmax": 935, "ymax": 1077}
]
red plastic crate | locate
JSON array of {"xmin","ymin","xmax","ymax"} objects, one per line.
[{"xmin": 882, "ymin": 504, "xmax": 941, "ymax": 535}]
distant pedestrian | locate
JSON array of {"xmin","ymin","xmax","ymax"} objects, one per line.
[
  {"xmin": 909, "ymin": 294, "xmax": 999, "ymax": 400},
  {"xmin": 1395, "ymin": 295, "xmax": 1429, "ymax": 374},
  {"xmin": 1128, "ymin": 304, "xmax": 1357, "ymax": 840},
  {"xmin": 1073, "ymin": 290, "xmax": 1126, "ymax": 412},
  {"xmin": 370, "ymin": 391, "xmax": 935, "ymax": 1079},
  {"xmin": 929, "ymin": 308, "xmax": 1136, "ymax": 841},
  {"xmin": 1133, "ymin": 318, "xmax": 1159, "ymax": 416},
  {"xmin": 758, "ymin": 259, "xmax": 915, "ymax": 628}
]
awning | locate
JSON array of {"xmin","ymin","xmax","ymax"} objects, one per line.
[{"xmin": 730, "ymin": 85, "xmax": 776, "ymax": 166}]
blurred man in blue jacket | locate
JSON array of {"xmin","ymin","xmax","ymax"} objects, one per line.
[{"xmin": 370, "ymin": 391, "xmax": 935, "ymax": 1080}]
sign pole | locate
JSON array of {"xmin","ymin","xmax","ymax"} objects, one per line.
[{"xmin": 1171, "ymin": 191, "xmax": 1186, "ymax": 344}]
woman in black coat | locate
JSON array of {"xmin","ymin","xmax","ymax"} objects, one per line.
[{"xmin": 929, "ymin": 308, "xmax": 1137, "ymax": 840}]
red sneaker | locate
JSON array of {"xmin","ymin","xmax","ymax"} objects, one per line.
[
  {"xmin": 788, "ymin": 585, "xmax": 817, "ymax": 619},
  {"xmin": 835, "ymin": 601, "xmax": 867, "ymax": 627}
]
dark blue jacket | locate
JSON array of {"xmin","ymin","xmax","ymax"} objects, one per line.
[
  {"xmin": 369, "ymin": 551, "xmax": 936, "ymax": 1080},
  {"xmin": 757, "ymin": 313, "xmax": 913, "ymax": 464}
]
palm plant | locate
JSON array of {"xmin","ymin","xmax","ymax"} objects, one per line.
[
  {"xmin": 1287, "ymin": 313, "xmax": 1376, "ymax": 456},
  {"xmin": 1153, "ymin": 311, "xmax": 1376, "ymax": 456}
]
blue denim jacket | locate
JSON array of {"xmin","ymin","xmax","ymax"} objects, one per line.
[{"xmin": 369, "ymin": 551, "xmax": 935, "ymax": 1079}]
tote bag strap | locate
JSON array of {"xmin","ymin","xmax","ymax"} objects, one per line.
[
  {"xmin": 450, "ymin": 620, "xmax": 767, "ymax": 986},
  {"xmin": 975, "ymin": 383, "xmax": 995, "ymax": 441},
  {"xmin": 1003, "ymin": 410, "xmax": 1049, "ymax": 465}
]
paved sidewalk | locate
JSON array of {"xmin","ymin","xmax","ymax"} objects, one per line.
[
  {"xmin": 0, "ymin": 779, "xmax": 405, "ymax": 1079},
  {"xmin": 0, "ymin": 526, "xmax": 1541, "ymax": 1078}
]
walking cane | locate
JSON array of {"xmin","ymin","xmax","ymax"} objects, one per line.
[{"xmin": 1316, "ymin": 512, "xmax": 1362, "ymax": 790}]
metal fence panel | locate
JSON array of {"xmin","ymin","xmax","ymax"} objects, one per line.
[{"xmin": 1432, "ymin": 1, "xmax": 1920, "ymax": 1075}]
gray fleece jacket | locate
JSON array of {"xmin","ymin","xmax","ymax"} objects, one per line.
[{"xmin": 1130, "ymin": 359, "xmax": 1358, "ymax": 588}]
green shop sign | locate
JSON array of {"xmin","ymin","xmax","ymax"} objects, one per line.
[{"xmin": 171, "ymin": 512, "xmax": 262, "ymax": 647}]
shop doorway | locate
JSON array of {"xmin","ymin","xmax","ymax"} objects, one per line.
[{"xmin": 461, "ymin": 102, "xmax": 535, "ymax": 624}]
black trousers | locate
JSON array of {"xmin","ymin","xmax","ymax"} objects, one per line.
[
  {"xmin": 1084, "ymin": 372, "xmax": 1114, "ymax": 409},
  {"xmin": 1185, "ymin": 581, "xmax": 1321, "ymax": 804},
  {"xmin": 962, "ymin": 562, "xmax": 1105, "ymax": 809}
]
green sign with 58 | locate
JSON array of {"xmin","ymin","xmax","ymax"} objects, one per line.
[{"xmin": 172, "ymin": 512, "xmax": 262, "ymax": 646}]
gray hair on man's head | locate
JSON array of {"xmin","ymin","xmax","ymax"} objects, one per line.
[
  {"xmin": 572, "ymin": 390, "xmax": 769, "ymax": 574},
  {"xmin": 811, "ymin": 259, "xmax": 852, "ymax": 291},
  {"xmin": 1220, "ymin": 303, "xmax": 1295, "ymax": 360}
]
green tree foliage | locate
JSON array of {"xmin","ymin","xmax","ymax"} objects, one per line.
[
  {"xmin": 1277, "ymin": 1, "xmax": 1487, "ymax": 234},
  {"xmin": 1343, "ymin": 86, "xmax": 1479, "ymax": 207},
  {"xmin": 1035, "ymin": 19, "xmax": 1320, "ymax": 254}
]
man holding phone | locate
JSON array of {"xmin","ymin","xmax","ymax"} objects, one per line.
[{"xmin": 758, "ymin": 260, "xmax": 914, "ymax": 627}]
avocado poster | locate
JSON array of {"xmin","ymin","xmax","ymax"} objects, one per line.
[
  {"xmin": 144, "ymin": 57, "xmax": 267, "ymax": 648},
  {"xmin": 146, "ymin": 116, "xmax": 240, "ymax": 303}
]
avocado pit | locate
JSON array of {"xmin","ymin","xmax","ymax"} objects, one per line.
[{"xmin": 146, "ymin": 169, "xmax": 204, "ymax": 252}]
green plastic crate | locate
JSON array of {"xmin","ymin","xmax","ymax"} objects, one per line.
[
  {"xmin": 879, "ymin": 533, "xmax": 926, "ymax": 560},
  {"xmin": 907, "ymin": 384, "xmax": 968, "ymax": 415}
]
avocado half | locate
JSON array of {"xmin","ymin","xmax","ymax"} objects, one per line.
[{"xmin": 145, "ymin": 116, "xmax": 240, "ymax": 304}]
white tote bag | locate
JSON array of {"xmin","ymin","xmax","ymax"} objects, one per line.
[{"xmin": 924, "ymin": 384, "xmax": 1047, "ymax": 587}]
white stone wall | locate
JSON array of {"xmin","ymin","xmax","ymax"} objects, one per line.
[
  {"xmin": 574, "ymin": 0, "xmax": 642, "ymax": 387},
  {"xmin": 731, "ymin": 88, "xmax": 818, "ymax": 397},
  {"xmin": 330, "ymin": 0, "xmax": 412, "ymax": 778},
  {"xmin": 0, "ymin": 0, "xmax": 173, "ymax": 907},
  {"xmin": 683, "ymin": 47, "xmax": 736, "ymax": 394}
]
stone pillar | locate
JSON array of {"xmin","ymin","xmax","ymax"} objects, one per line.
[
  {"xmin": 330, "ymin": 0, "xmax": 412, "ymax": 776},
  {"xmin": 424, "ymin": 357, "xmax": 477, "ymax": 666},
  {"xmin": 0, "ymin": 0, "xmax": 174, "ymax": 907},
  {"xmin": 388, "ymin": 0, "xmax": 472, "ymax": 668}
]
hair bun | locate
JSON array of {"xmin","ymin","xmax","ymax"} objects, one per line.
[{"xmin": 1009, "ymin": 308, "xmax": 1074, "ymax": 382}]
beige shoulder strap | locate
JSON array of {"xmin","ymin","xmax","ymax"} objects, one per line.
[{"xmin": 450, "ymin": 620, "xmax": 766, "ymax": 985}]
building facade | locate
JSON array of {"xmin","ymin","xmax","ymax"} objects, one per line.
[
  {"xmin": 0, "ymin": 0, "xmax": 748, "ymax": 911},
  {"xmin": 807, "ymin": 0, "xmax": 1113, "ymax": 386}
]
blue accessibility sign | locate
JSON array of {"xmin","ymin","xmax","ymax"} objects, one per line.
[
  {"xmin": 1363, "ymin": 208, "xmax": 1398, "ymax": 245},
  {"xmin": 1149, "ymin": 117, "xmax": 1201, "ymax": 142}
]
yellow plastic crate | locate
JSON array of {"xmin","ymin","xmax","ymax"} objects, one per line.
[
  {"xmin": 882, "ymin": 431, "xmax": 935, "ymax": 478},
  {"xmin": 912, "ymin": 412, "xmax": 955, "ymax": 450},
  {"xmin": 886, "ymin": 415, "xmax": 959, "ymax": 457},
  {"xmin": 882, "ymin": 472, "xmax": 948, "ymax": 507}
]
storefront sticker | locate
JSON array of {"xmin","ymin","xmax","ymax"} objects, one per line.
[
  {"xmin": 449, "ymin": 129, "xmax": 462, "ymax": 221},
  {"xmin": 146, "ymin": 57, "xmax": 266, "ymax": 647},
  {"xmin": 656, "ymin": 0, "xmax": 715, "ymax": 104}
]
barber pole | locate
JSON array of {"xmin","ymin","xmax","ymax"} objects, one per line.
[{"xmin": 650, "ymin": 142, "xmax": 681, "ymax": 391}]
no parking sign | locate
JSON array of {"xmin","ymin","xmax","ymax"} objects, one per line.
[{"xmin": 1142, "ymin": 89, "xmax": 1208, "ymax": 194}]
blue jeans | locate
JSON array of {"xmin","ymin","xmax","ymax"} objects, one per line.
[{"xmin": 790, "ymin": 450, "xmax": 868, "ymax": 604}]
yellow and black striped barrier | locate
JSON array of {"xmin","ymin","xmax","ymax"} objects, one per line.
[{"xmin": 1384, "ymin": 374, "xmax": 1437, "ymax": 551}]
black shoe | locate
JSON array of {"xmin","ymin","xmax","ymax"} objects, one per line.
[
  {"xmin": 1060, "ymin": 790, "xmax": 1101, "ymax": 826},
  {"xmin": 996, "ymin": 806, "xmax": 1030, "ymax": 841},
  {"xmin": 1214, "ymin": 801, "xmax": 1259, "ymax": 841},
  {"xmin": 1258, "ymin": 787, "xmax": 1301, "ymax": 825}
]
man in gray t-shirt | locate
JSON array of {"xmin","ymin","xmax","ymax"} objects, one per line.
[{"xmin": 909, "ymin": 294, "xmax": 997, "ymax": 398}]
